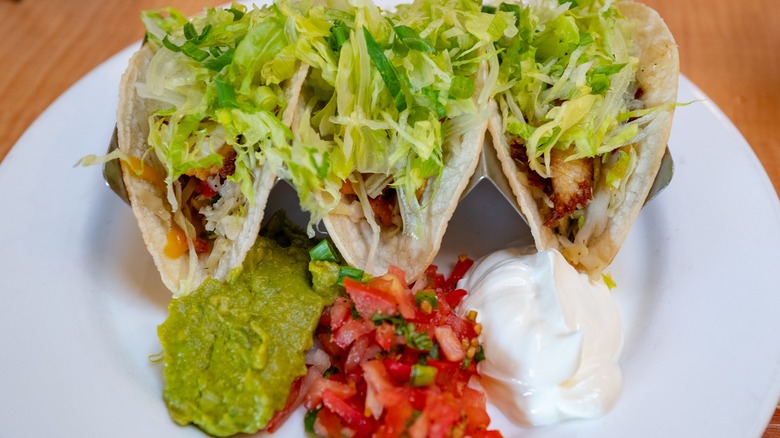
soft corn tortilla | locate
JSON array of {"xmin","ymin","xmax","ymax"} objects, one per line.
[
  {"xmin": 116, "ymin": 45, "xmax": 307, "ymax": 295},
  {"xmin": 320, "ymin": 67, "xmax": 493, "ymax": 282},
  {"xmin": 488, "ymin": 2, "xmax": 679, "ymax": 275},
  {"xmin": 323, "ymin": 107, "xmax": 490, "ymax": 282}
]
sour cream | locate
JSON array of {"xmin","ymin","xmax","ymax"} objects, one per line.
[{"xmin": 457, "ymin": 248, "xmax": 623, "ymax": 426}]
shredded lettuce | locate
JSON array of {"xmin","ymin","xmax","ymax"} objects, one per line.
[
  {"xmin": 274, "ymin": 0, "xmax": 507, "ymax": 239},
  {"xmin": 494, "ymin": 0, "xmax": 642, "ymax": 165},
  {"xmin": 140, "ymin": 5, "xmax": 297, "ymax": 206},
  {"xmin": 491, "ymin": 0, "xmax": 662, "ymax": 246},
  {"xmin": 134, "ymin": 4, "xmax": 303, "ymax": 280}
]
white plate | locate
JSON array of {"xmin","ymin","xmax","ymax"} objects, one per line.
[{"xmin": 1, "ymin": 39, "xmax": 780, "ymax": 437}]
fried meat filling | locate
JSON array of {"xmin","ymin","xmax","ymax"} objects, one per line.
[
  {"xmin": 339, "ymin": 179, "xmax": 403, "ymax": 231},
  {"xmin": 510, "ymin": 137, "xmax": 594, "ymax": 232}
]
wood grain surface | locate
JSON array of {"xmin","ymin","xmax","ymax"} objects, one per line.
[{"xmin": 1, "ymin": 0, "xmax": 778, "ymax": 434}]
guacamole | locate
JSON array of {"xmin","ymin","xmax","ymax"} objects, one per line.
[{"xmin": 158, "ymin": 213, "xmax": 333, "ymax": 437}]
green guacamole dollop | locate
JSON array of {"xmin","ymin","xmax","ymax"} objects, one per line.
[{"xmin": 158, "ymin": 213, "xmax": 333, "ymax": 437}]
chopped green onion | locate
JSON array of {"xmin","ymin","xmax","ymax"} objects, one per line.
[
  {"xmin": 414, "ymin": 290, "xmax": 438, "ymax": 310},
  {"xmin": 391, "ymin": 36, "xmax": 409, "ymax": 58},
  {"xmin": 393, "ymin": 25, "xmax": 435, "ymax": 53},
  {"xmin": 449, "ymin": 76, "xmax": 475, "ymax": 100},
  {"xmin": 351, "ymin": 306, "xmax": 361, "ymax": 320},
  {"xmin": 405, "ymin": 325, "xmax": 433, "ymax": 350},
  {"xmin": 180, "ymin": 41, "xmax": 209, "ymax": 61},
  {"xmin": 193, "ymin": 24, "xmax": 212, "ymax": 44},
  {"xmin": 372, "ymin": 315, "xmax": 433, "ymax": 350},
  {"xmin": 474, "ymin": 345, "xmax": 485, "ymax": 363},
  {"xmin": 338, "ymin": 266, "xmax": 365, "ymax": 285},
  {"xmin": 329, "ymin": 20, "xmax": 351, "ymax": 53},
  {"xmin": 419, "ymin": 89, "xmax": 446, "ymax": 119},
  {"xmin": 227, "ymin": 7, "xmax": 244, "ymax": 21},
  {"xmin": 410, "ymin": 364, "xmax": 437, "ymax": 387},
  {"xmin": 363, "ymin": 27, "xmax": 406, "ymax": 112},
  {"xmin": 184, "ymin": 22, "xmax": 198, "ymax": 40},
  {"xmin": 162, "ymin": 35, "xmax": 181, "ymax": 52},
  {"xmin": 214, "ymin": 78, "xmax": 239, "ymax": 108},
  {"xmin": 370, "ymin": 314, "xmax": 406, "ymax": 326},
  {"xmin": 498, "ymin": 2, "xmax": 521, "ymax": 19},
  {"xmin": 203, "ymin": 48, "xmax": 234, "ymax": 71},
  {"xmin": 309, "ymin": 239, "xmax": 340, "ymax": 262},
  {"xmin": 304, "ymin": 408, "xmax": 321, "ymax": 433},
  {"xmin": 499, "ymin": 2, "xmax": 521, "ymax": 13},
  {"xmin": 427, "ymin": 343, "xmax": 440, "ymax": 360}
]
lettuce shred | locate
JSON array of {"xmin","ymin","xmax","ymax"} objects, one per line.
[
  {"xmin": 489, "ymin": 0, "xmax": 664, "ymax": 261},
  {"xmin": 131, "ymin": 0, "xmax": 660, "ymax": 272}
]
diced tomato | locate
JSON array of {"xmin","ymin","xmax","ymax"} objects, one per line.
[
  {"xmin": 363, "ymin": 361, "xmax": 395, "ymax": 394},
  {"xmin": 305, "ymin": 374, "xmax": 357, "ymax": 410},
  {"xmin": 382, "ymin": 359, "xmax": 412, "ymax": 384},
  {"xmin": 413, "ymin": 305, "xmax": 436, "ymax": 324},
  {"xmin": 424, "ymin": 392, "xmax": 462, "ymax": 438},
  {"xmin": 427, "ymin": 360, "xmax": 471, "ymax": 397},
  {"xmin": 471, "ymin": 430, "xmax": 504, "ymax": 438},
  {"xmin": 343, "ymin": 277, "xmax": 397, "ymax": 318},
  {"xmin": 413, "ymin": 322, "xmax": 436, "ymax": 341},
  {"xmin": 435, "ymin": 290, "xmax": 453, "ymax": 315},
  {"xmin": 444, "ymin": 311, "xmax": 477, "ymax": 340},
  {"xmin": 329, "ymin": 297, "xmax": 353, "ymax": 331},
  {"xmin": 369, "ymin": 274, "xmax": 415, "ymax": 319},
  {"xmin": 362, "ymin": 360, "xmax": 395, "ymax": 419},
  {"xmin": 446, "ymin": 255, "xmax": 474, "ymax": 289},
  {"xmin": 333, "ymin": 318, "xmax": 375, "ymax": 349},
  {"xmin": 317, "ymin": 332, "xmax": 343, "ymax": 357},
  {"xmin": 443, "ymin": 288, "xmax": 468, "ymax": 308},
  {"xmin": 407, "ymin": 410, "xmax": 429, "ymax": 438},
  {"xmin": 374, "ymin": 322, "xmax": 395, "ymax": 351},
  {"xmin": 345, "ymin": 334, "xmax": 381, "ymax": 374},
  {"xmin": 322, "ymin": 389, "xmax": 374, "ymax": 437},
  {"xmin": 314, "ymin": 407, "xmax": 343, "ymax": 438},
  {"xmin": 435, "ymin": 326, "xmax": 465, "ymax": 362},
  {"xmin": 303, "ymin": 256, "xmax": 502, "ymax": 438},
  {"xmin": 425, "ymin": 265, "xmax": 446, "ymax": 290},
  {"xmin": 197, "ymin": 178, "xmax": 218, "ymax": 198},
  {"xmin": 387, "ymin": 265, "xmax": 407, "ymax": 285},
  {"xmin": 462, "ymin": 386, "xmax": 491, "ymax": 434},
  {"xmin": 407, "ymin": 387, "xmax": 428, "ymax": 411},
  {"xmin": 375, "ymin": 392, "xmax": 414, "ymax": 438}
]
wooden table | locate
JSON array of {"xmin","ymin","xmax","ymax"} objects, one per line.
[{"xmin": 1, "ymin": 0, "xmax": 778, "ymax": 434}]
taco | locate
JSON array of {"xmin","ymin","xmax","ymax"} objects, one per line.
[
  {"xmin": 267, "ymin": 0, "xmax": 513, "ymax": 281},
  {"xmin": 487, "ymin": 0, "xmax": 679, "ymax": 275},
  {"xmin": 116, "ymin": 5, "xmax": 308, "ymax": 296}
]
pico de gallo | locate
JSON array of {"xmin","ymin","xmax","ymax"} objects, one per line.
[{"xmin": 294, "ymin": 240, "xmax": 502, "ymax": 437}]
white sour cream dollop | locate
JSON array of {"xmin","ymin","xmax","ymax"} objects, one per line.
[{"xmin": 457, "ymin": 247, "xmax": 623, "ymax": 426}]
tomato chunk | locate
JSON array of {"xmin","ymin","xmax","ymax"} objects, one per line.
[
  {"xmin": 343, "ymin": 277, "xmax": 397, "ymax": 318},
  {"xmin": 322, "ymin": 389, "xmax": 374, "ymax": 436},
  {"xmin": 304, "ymin": 255, "xmax": 500, "ymax": 437},
  {"xmin": 333, "ymin": 318, "xmax": 375, "ymax": 349},
  {"xmin": 435, "ymin": 326, "xmax": 465, "ymax": 362}
]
